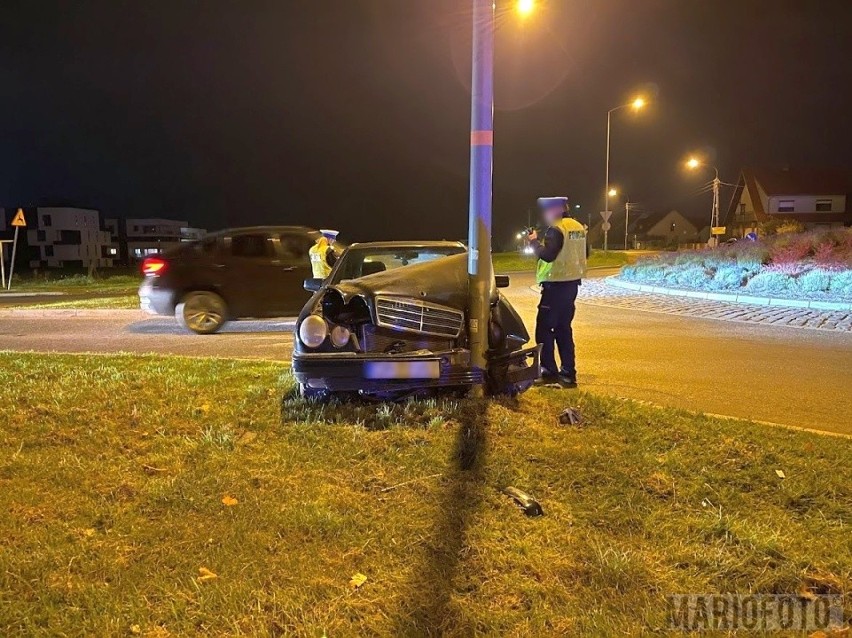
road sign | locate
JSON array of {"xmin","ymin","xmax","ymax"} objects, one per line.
[
  {"xmin": 10, "ymin": 209, "xmax": 26, "ymax": 227},
  {"xmin": 6, "ymin": 209, "xmax": 25, "ymax": 290},
  {"xmin": 600, "ymin": 210, "xmax": 613, "ymax": 222},
  {"xmin": 601, "ymin": 221, "xmax": 612, "ymax": 231},
  {"xmin": 711, "ymin": 226, "xmax": 726, "ymax": 236}
]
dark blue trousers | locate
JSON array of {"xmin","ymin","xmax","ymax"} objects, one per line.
[{"xmin": 535, "ymin": 280, "xmax": 579, "ymax": 378}]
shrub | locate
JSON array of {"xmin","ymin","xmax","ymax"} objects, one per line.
[
  {"xmin": 710, "ymin": 265, "xmax": 748, "ymax": 290},
  {"xmin": 745, "ymin": 271, "xmax": 794, "ymax": 295},
  {"xmin": 668, "ymin": 265, "xmax": 712, "ymax": 288},
  {"xmin": 828, "ymin": 270, "xmax": 852, "ymax": 300},
  {"xmin": 795, "ymin": 268, "xmax": 832, "ymax": 295}
]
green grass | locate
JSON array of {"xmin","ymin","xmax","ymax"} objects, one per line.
[
  {"xmin": 16, "ymin": 294, "xmax": 141, "ymax": 310},
  {"xmin": 0, "ymin": 353, "xmax": 849, "ymax": 636},
  {"xmin": 7, "ymin": 274, "xmax": 141, "ymax": 294},
  {"xmin": 493, "ymin": 250, "xmax": 633, "ymax": 273}
]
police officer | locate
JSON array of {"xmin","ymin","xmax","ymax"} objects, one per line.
[
  {"xmin": 527, "ymin": 197, "xmax": 587, "ymax": 388},
  {"xmin": 309, "ymin": 229, "xmax": 340, "ymax": 279}
]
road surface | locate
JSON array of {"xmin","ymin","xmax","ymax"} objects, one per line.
[{"xmin": 0, "ymin": 270, "xmax": 850, "ymax": 435}]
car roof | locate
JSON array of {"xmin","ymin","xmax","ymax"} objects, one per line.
[
  {"xmin": 345, "ymin": 240, "xmax": 466, "ymax": 249},
  {"xmin": 208, "ymin": 226, "xmax": 320, "ymax": 237}
]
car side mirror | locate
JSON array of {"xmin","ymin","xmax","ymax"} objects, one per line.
[
  {"xmin": 303, "ymin": 278, "xmax": 323, "ymax": 292},
  {"xmin": 495, "ymin": 275, "xmax": 510, "ymax": 289}
]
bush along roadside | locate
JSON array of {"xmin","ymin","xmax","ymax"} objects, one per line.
[{"xmin": 619, "ymin": 228, "xmax": 852, "ymax": 301}]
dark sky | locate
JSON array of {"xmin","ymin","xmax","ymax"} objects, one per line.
[{"xmin": 1, "ymin": 0, "xmax": 850, "ymax": 244}]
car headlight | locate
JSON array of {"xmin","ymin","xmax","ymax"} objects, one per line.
[
  {"xmin": 330, "ymin": 325, "xmax": 351, "ymax": 348},
  {"xmin": 298, "ymin": 315, "xmax": 328, "ymax": 348}
]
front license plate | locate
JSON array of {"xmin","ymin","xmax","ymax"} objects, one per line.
[{"xmin": 364, "ymin": 360, "xmax": 440, "ymax": 380}]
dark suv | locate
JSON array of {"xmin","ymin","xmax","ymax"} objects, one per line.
[{"xmin": 139, "ymin": 226, "xmax": 320, "ymax": 334}]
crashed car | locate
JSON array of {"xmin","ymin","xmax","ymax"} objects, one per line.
[{"xmin": 292, "ymin": 241, "xmax": 540, "ymax": 400}]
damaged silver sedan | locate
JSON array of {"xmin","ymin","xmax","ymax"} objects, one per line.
[{"xmin": 292, "ymin": 241, "xmax": 540, "ymax": 401}]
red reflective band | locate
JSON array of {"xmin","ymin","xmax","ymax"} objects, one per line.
[
  {"xmin": 141, "ymin": 257, "xmax": 168, "ymax": 276},
  {"xmin": 470, "ymin": 130, "xmax": 493, "ymax": 146}
]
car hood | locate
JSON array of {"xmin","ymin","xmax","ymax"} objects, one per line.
[{"xmin": 329, "ymin": 252, "xmax": 492, "ymax": 309}]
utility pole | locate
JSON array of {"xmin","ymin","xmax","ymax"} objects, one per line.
[
  {"xmin": 624, "ymin": 199, "xmax": 631, "ymax": 250},
  {"xmin": 710, "ymin": 174, "xmax": 721, "ymax": 248},
  {"xmin": 467, "ymin": 0, "xmax": 495, "ymax": 394}
]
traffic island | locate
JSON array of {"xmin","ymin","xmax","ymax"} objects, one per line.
[{"xmin": 0, "ymin": 352, "xmax": 849, "ymax": 635}]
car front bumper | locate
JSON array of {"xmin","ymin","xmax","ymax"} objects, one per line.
[{"xmin": 292, "ymin": 345, "xmax": 540, "ymax": 394}]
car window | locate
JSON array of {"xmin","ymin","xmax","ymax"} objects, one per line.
[
  {"xmin": 331, "ymin": 247, "xmax": 464, "ymax": 282},
  {"xmin": 230, "ymin": 233, "xmax": 275, "ymax": 259},
  {"xmin": 278, "ymin": 233, "xmax": 312, "ymax": 266}
]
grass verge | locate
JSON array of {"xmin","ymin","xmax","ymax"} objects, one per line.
[
  {"xmin": 0, "ymin": 353, "xmax": 849, "ymax": 636},
  {"xmin": 494, "ymin": 250, "xmax": 633, "ymax": 273}
]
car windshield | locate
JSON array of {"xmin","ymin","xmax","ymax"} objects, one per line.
[{"xmin": 330, "ymin": 245, "xmax": 465, "ymax": 283}]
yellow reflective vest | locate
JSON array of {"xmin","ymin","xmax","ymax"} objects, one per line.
[
  {"xmin": 309, "ymin": 238, "xmax": 333, "ymax": 279},
  {"xmin": 535, "ymin": 217, "xmax": 587, "ymax": 284}
]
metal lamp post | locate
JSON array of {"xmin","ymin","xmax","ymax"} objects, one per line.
[
  {"xmin": 467, "ymin": 0, "xmax": 496, "ymax": 393},
  {"xmin": 604, "ymin": 97, "xmax": 646, "ymax": 250}
]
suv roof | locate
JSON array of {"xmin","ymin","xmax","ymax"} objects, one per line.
[{"xmin": 207, "ymin": 225, "xmax": 320, "ymax": 237}]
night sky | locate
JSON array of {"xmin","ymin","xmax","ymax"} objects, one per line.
[{"xmin": 1, "ymin": 0, "xmax": 850, "ymax": 244}]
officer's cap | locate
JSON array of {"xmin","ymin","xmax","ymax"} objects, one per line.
[
  {"xmin": 320, "ymin": 229, "xmax": 339, "ymax": 239},
  {"xmin": 537, "ymin": 196, "xmax": 569, "ymax": 210}
]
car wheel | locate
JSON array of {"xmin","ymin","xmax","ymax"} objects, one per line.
[{"xmin": 176, "ymin": 291, "xmax": 227, "ymax": 334}]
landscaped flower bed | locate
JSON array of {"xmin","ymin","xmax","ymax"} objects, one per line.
[{"xmin": 619, "ymin": 228, "xmax": 852, "ymax": 301}]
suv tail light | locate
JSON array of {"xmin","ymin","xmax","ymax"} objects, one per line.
[{"xmin": 141, "ymin": 257, "xmax": 168, "ymax": 276}]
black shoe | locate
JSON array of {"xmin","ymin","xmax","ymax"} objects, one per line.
[
  {"xmin": 558, "ymin": 373, "xmax": 577, "ymax": 389},
  {"xmin": 536, "ymin": 370, "xmax": 560, "ymax": 386}
]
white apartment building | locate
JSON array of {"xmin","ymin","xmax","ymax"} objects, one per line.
[
  {"xmin": 27, "ymin": 207, "xmax": 115, "ymax": 269},
  {"xmin": 109, "ymin": 217, "xmax": 206, "ymax": 260}
]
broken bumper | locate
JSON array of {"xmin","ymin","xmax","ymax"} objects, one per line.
[{"xmin": 292, "ymin": 344, "xmax": 540, "ymax": 395}]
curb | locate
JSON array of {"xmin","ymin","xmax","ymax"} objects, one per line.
[
  {"xmin": 0, "ymin": 309, "xmax": 150, "ymax": 319},
  {"xmin": 0, "ymin": 291, "xmax": 66, "ymax": 298},
  {"xmin": 606, "ymin": 276, "xmax": 852, "ymax": 312}
]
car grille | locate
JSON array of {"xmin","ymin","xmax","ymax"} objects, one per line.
[{"xmin": 375, "ymin": 296, "xmax": 464, "ymax": 339}]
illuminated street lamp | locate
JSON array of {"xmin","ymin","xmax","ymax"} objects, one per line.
[
  {"xmin": 467, "ymin": 0, "xmax": 535, "ymax": 394},
  {"xmin": 608, "ymin": 187, "xmax": 618, "ymax": 198},
  {"xmin": 685, "ymin": 156, "xmax": 722, "ymax": 246},
  {"xmin": 604, "ymin": 96, "xmax": 646, "ymax": 251}
]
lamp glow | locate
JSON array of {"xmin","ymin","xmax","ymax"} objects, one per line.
[
  {"xmin": 631, "ymin": 97, "xmax": 646, "ymax": 110},
  {"xmin": 516, "ymin": 0, "xmax": 534, "ymax": 17},
  {"xmin": 686, "ymin": 157, "xmax": 701, "ymax": 170},
  {"xmin": 608, "ymin": 188, "xmax": 618, "ymax": 197}
]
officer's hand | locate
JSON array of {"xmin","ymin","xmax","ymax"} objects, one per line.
[{"xmin": 527, "ymin": 229, "xmax": 538, "ymax": 242}]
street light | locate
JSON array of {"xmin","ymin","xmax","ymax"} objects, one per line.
[
  {"xmin": 604, "ymin": 95, "xmax": 646, "ymax": 251},
  {"xmin": 516, "ymin": 0, "xmax": 535, "ymax": 17},
  {"xmin": 608, "ymin": 188, "xmax": 618, "ymax": 198},
  {"xmin": 685, "ymin": 156, "xmax": 722, "ymax": 246},
  {"xmin": 468, "ymin": 0, "xmax": 535, "ymax": 394}
]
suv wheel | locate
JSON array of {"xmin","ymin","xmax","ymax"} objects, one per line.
[{"xmin": 176, "ymin": 291, "xmax": 227, "ymax": 334}]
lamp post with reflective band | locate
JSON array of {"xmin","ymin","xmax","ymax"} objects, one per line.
[{"xmin": 467, "ymin": 0, "xmax": 495, "ymax": 394}]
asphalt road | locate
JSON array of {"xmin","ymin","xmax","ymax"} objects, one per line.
[{"xmin": 0, "ymin": 270, "xmax": 850, "ymax": 435}]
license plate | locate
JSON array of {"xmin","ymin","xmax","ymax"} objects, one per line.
[{"xmin": 364, "ymin": 360, "xmax": 440, "ymax": 380}]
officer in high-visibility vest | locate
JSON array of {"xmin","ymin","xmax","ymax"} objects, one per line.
[
  {"xmin": 527, "ymin": 197, "xmax": 587, "ymax": 388},
  {"xmin": 309, "ymin": 229, "xmax": 340, "ymax": 279}
]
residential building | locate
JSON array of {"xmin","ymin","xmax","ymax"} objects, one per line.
[
  {"xmin": 106, "ymin": 217, "xmax": 206, "ymax": 262},
  {"xmin": 589, "ymin": 209, "xmax": 700, "ymax": 249},
  {"xmin": 26, "ymin": 207, "xmax": 114, "ymax": 269},
  {"xmin": 723, "ymin": 168, "xmax": 852, "ymax": 237}
]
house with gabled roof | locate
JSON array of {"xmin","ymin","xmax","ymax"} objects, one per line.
[{"xmin": 723, "ymin": 168, "xmax": 852, "ymax": 237}]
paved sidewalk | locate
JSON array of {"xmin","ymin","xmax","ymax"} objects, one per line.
[{"xmin": 578, "ymin": 279, "xmax": 852, "ymax": 333}]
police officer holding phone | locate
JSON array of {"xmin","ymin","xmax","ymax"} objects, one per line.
[{"xmin": 527, "ymin": 196, "xmax": 587, "ymax": 388}]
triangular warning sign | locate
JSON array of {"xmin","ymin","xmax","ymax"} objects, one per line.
[
  {"xmin": 600, "ymin": 210, "xmax": 613, "ymax": 222},
  {"xmin": 10, "ymin": 209, "xmax": 26, "ymax": 227}
]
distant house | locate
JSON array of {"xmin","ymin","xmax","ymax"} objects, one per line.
[
  {"xmin": 26, "ymin": 207, "xmax": 115, "ymax": 269},
  {"xmin": 590, "ymin": 209, "xmax": 699, "ymax": 249},
  {"xmin": 723, "ymin": 168, "xmax": 852, "ymax": 237}
]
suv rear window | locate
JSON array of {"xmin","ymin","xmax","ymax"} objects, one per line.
[{"xmin": 230, "ymin": 233, "xmax": 275, "ymax": 259}]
